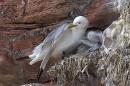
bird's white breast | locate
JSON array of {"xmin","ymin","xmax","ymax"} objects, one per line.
[{"xmin": 52, "ymin": 29, "xmax": 85, "ymax": 57}]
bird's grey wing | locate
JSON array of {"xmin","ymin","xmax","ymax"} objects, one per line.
[
  {"xmin": 79, "ymin": 39, "xmax": 99, "ymax": 52},
  {"xmin": 80, "ymin": 38, "xmax": 93, "ymax": 47},
  {"xmin": 16, "ymin": 23, "xmax": 70, "ymax": 61},
  {"xmin": 40, "ymin": 40, "xmax": 57, "ymax": 69},
  {"xmin": 33, "ymin": 23, "xmax": 70, "ymax": 54},
  {"xmin": 39, "ymin": 23, "xmax": 70, "ymax": 69},
  {"xmin": 37, "ymin": 23, "xmax": 70, "ymax": 80},
  {"xmin": 53, "ymin": 23, "xmax": 71, "ymax": 39},
  {"xmin": 37, "ymin": 39, "xmax": 57, "ymax": 80}
]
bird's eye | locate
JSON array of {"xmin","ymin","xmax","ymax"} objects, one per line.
[{"xmin": 78, "ymin": 22, "xmax": 81, "ymax": 24}]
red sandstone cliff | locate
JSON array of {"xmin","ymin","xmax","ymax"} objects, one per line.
[{"xmin": 0, "ymin": 0, "xmax": 120, "ymax": 85}]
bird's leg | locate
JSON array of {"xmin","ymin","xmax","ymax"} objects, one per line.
[{"xmin": 62, "ymin": 51, "xmax": 66, "ymax": 59}]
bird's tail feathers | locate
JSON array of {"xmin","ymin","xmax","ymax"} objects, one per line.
[{"xmin": 16, "ymin": 56, "xmax": 31, "ymax": 60}]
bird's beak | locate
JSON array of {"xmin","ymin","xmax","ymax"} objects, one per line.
[{"xmin": 68, "ymin": 23, "xmax": 77, "ymax": 29}]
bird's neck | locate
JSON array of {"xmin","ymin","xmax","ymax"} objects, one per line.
[{"xmin": 72, "ymin": 27, "xmax": 86, "ymax": 35}]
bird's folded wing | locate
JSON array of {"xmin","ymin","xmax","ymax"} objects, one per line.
[
  {"xmin": 33, "ymin": 23, "xmax": 70, "ymax": 54},
  {"xmin": 39, "ymin": 40, "xmax": 57, "ymax": 70},
  {"xmin": 37, "ymin": 39, "xmax": 57, "ymax": 80},
  {"xmin": 37, "ymin": 23, "xmax": 71, "ymax": 80},
  {"xmin": 39, "ymin": 23, "xmax": 71, "ymax": 69}
]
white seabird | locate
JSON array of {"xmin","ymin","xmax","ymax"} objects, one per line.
[{"xmin": 16, "ymin": 16, "xmax": 89, "ymax": 80}]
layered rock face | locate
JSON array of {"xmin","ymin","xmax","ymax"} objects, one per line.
[
  {"xmin": 48, "ymin": 0, "xmax": 130, "ymax": 86},
  {"xmin": 0, "ymin": 0, "xmax": 121, "ymax": 85}
]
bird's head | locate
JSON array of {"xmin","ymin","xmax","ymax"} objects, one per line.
[{"xmin": 68, "ymin": 16, "xmax": 89, "ymax": 30}]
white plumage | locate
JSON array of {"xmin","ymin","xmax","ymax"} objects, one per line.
[{"xmin": 17, "ymin": 16, "xmax": 89, "ymax": 72}]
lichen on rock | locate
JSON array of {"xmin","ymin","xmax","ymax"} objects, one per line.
[
  {"xmin": 98, "ymin": 49, "xmax": 130, "ymax": 86},
  {"xmin": 47, "ymin": 0, "xmax": 130, "ymax": 86},
  {"xmin": 48, "ymin": 51, "xmax": 102, "ymax": 86},
  {"xmin": 103, "ymin": 0, "xmax": 130, "ymax": 53}
]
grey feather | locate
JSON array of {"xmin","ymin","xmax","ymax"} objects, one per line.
[
  {"xmin": 40, "ymin": 40, "xmax": 57, "ymax": 69},
  {"xmin": 39, "ymin": 23, "xmax": 71, "ymax": 69},
  {"xmin": 33, "ymin": 23, "xmax": 70, "ymax": 54}
]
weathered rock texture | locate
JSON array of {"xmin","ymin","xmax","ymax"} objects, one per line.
[
  {"xmin": 48, "ymin": 51, "xmax": 101, "ymax": 86},
  {"xmin": 103, "ymin": 0, "xmax": 129, "ymax": 52},
  {"xmin": 48, "ymin": 49, "xmax": 130, "ymax": 86},
  {"xmin": 0, "ymin": 0, "xmax": 70, "ymax": 24},
  {"xmin": 48, "ymin": 0, "xmax": 130, "ymax": 86},
  {"xmin": 0, "ymin": 0, "xmax": 122, "ymax": 85}
]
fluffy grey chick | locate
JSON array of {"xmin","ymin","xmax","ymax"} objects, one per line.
[{"xmin": 77, "ymin": 30, "xmax": 103, "ymax": 53}]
